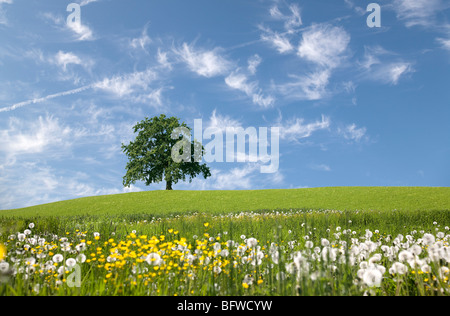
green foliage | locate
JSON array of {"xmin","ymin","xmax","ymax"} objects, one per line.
[{"xmin": 122, "ymin": 114, "xmax": 211, "ymax": 190}]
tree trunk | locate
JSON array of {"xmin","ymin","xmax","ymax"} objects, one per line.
[{"xmin": 166, "ymin": 181, "xmax": 173, "ymax": 190}]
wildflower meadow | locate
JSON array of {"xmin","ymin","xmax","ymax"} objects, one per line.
[{"xmin": 0, "ymin": 208, "xmax": 449, "ymax": 296}]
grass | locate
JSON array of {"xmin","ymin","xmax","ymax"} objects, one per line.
[
  {"xmin": 1, "ymin": 186, "xmax": 449, "ymax": 296},
  {"xmin": 1, "ymin": 187, "xmax": 450, "ymax": 218}
]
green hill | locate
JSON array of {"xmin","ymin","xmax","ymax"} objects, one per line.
[{"xmin": 1, "ymin": 187, "xmax": 449, "ymax": 218}]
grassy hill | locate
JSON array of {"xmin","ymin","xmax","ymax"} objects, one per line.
[{"xmin": 1, "ymin": 187, "xmax": 449, "ymax": 218}]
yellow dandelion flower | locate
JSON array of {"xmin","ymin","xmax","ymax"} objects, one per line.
[
  {"xmin": 0, "ymin": 243, "xmax": 6, "ymax": 261},
  {"xmin": 242, "ymin": 283, "xmax": 249, "ymax": 289}
]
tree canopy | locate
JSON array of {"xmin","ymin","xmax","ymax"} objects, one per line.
[{"xmin": 122, "ymin": 114, "xmax": 211, "ymax": 190}]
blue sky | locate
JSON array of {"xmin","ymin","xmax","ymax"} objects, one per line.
[{"xmin": 0, "ymin": 0, "xmax": 449, "ymax": 209}]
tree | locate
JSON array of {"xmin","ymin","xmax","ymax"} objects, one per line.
[{"xmin": 122, "ymin": 114, "xmax": 211, "ymax": 190}]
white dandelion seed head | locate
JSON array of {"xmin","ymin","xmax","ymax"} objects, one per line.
[
  {"xmin": 76, "ymin": 254, "xmax": 86, "ymax": 263},
  {"xmin": 246, "ymin": 238, "xmax": 258, "ymax": 248},
  {"xmin": 422, "ymin": 233, "xmax": 435, "ymax": 246},
  {"xmin": 65, "ymin": 258, "xmax": 77, "ymax": 268},
  {"xmin": 52, "ymin": 254, "xmax": 64, "ymax": 263},
  {"xmin": 362, "ymin": 267, "xmax": 383, "ymax": 287}
]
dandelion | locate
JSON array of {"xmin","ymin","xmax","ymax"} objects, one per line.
[
  {"xmin": 53, "ymin": 254, "xmax": 64, "ymax": 263},
  {"xmin": 0, "ymin": 243, "xmax": 6, "ymax": 261},
  {"xmin": 76, "ymin": 254, "xmax": 86, "ymax": 263},
  {"xmin": 75, "ymin": 243, "xmax": 87, "ymax": 252},
  {"xmin": 28, "ymin": 223, "xmax": 35, "ymax": 229},
  {"xmin": 0, "ymin": 262, "xmax": 9, "ymax": 273},
  {"xmin": 389, "ymin": 262, "xmax": 408, "ymax": 275},
  {"xmin": 246, "ymin": 238, "xmax": 258, "ymax": 248},
  {"xmin": 321, "ymin": 238, "xmax": 330, "ymax": 247},
  {"xmin": 145, "ymin": 253, "xmax": 163, "ymax": 266},
  {"xmin": 398, "ymin": 250, "xmax": 414, "ymax": 263},
  {"xmin": 422, "ymin": 233, "xmax": 435, "ymax": 246},
  {"xmin": 24, "ymin": 229, "xmax": 32, "ymax": 235},
  {"xmin": 362, "ymin": 267, "xmax": 383, "ymax": 287},
  {"xmin": 66, "ymin": 258, "xmax": 77, "ymax": 268}
]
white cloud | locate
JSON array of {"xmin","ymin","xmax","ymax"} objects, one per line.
[
  {"xmin": 130, "ymin": 26, "xmax": 152, "ymax": 51},
  {"xmin": 94, "ymin": 69, "xmax": 158, "ymax": 97},
  {"xmin": 269, "ymin": 3, "xmax": 302, "ymax": 32},
  {"xmin": 274, "ymin": 23, "xmax": 350, "ymax": 101},
  {"xmin": 438, "ymin": 37, "xmax": 450, "ymax": 51},
  {"xmin": 210, "ymin": 164, "xmax": 259, "ymax": 190},
  {"xmin": 338, "ymin": 124, "xmax": 367, "ymax": 142},
  {"xmin": 310, "ymin": 164, "xmax": 331, "ymax": 172},
  {"xmin": 247, "ymin": 54, "xmax": 262, "ymax": 75},
  {"xmin": 0, "ymin": 163, "xmax": 141, "ymax": 209},
  {"xmin": 392, "ymin": 0, "xmax": 446, "ymax": 27},
  {"xmin": 0, "ymin": 0, "xmax": 12, "ymax": 26},
  {"xmin": 207, "ymin": 109, "xmax": 243, "ymax": 134},
  {"xmin": 174, "ymin": 43, "xmax": 231, "ymax": 78},
  {"xmin": 225, "ymin": 70, "xmax": 275, "ymax": 107},
  {"xmin": 260, "ymin": 27, "xmax": 294, "ymax": 54},
  {"xmin": 67, "ymin": 20, "xmax": 94, "ymax": 41},
  {"xmin": 42, "ymin": 9, "xmax": 94, "ymax": 41},
  {"xmin": 277, "ymin": 69, "xmax": 331, "ymax": 101},
  {"xmin": 78, "ymin": 0, "xmax": 99, "ymax": 6},
  {"xmin": 280, "ymin": 115, "xmax": 331, "ymax": 142},
  {"xmin": 0, "ymin": 116, "xmax": 72, "ymax": 161},
  {"xmin": 359, "ymin": 46, "xmax": 414, "ymax": 85},
  {"xmin": 437, "ymin": 25, "xmax": 450, "ymax": 52},
  {"xmin": 297, "ymin": 24, "xmax": 350, "ymax": 69},
  {"xmin": 157, "ymin": 48, "xmax": 172, "ymax": 69},
  {"xmin": 52, "ymin": 51, "xmax": 83, "ymax": 71},
  {"xmin": 386, "ymin": 63, "xmax": 414, "ymax": 84}
]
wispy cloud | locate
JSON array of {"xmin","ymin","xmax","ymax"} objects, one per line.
[
  {"xmin": 310, "ymin": 163, "xmax": 331, "ymax": 172},
  {"xmin": 0, "ymin": 115, "xmax": 72, "ymax": 163},
  {"xmin": 174, "ymin": 42, "xmax": 231, "ymax": 78},
  {"xmin": 206, "ymin": 109, "xmax": 243, "ymax": 134},
  {"xmin": 259, "ymin": 26, "xmax": 294, "ymax": 54},
  {"xmin": 94, "ymin": 69, "xmax": 158, "ymax": 98},
  {"xmin": 42, "ymin": 7, "xmax": 94, "ymax": 41},
  {"xmin": 338, "ymin": 124, "xmax": 367, "ymax": 143},
  {"xmin": 359, "ymin": 46, "xmax": 414, "ymax": 85},
  {"xmin": 392, "ymin": 0, "xmax": 446, "ymax": 27},
  {"xmin": 269, "ymin": 3, "xmax": 302, "ymax": 33},
  {"xmin": 0, "ymin": 0, "xmax": 12, "ymax": 26},
  {"xmin": 297, "ymin": 24, "xmax": 351, "ymax": 69},
  {"xmin": 129, "ymin": 25, "xmax": 152, "ymax": 51},
  {"xmin": 247, "ymin": 54, "xmax": 262, "ymax": 75},
  {"xmin": 275, "ymin": 23, "xmax": 351, "ymax": 101},
  {"xmin": 51, "ymin": 51, "xmax": 90, "ymax": 71},
  {"xmin": 277, "ymin": 69, "xmax": 331, "ymax": 101},
  {"xmin": 279, "ymin": 115, "xmax": 331, "ymax": 142},
  {"xmin": 225, "ymin": 70, "xmax": 275, "ymax": 108}
]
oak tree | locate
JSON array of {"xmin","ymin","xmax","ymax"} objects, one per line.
[{"xmin": 122, "ymin": 114, "xmax": 211, "ymax": 190}]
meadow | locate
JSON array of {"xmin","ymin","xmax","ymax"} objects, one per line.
[{"xmin": 0, "ymin": 187, "xmax": 449, "ymax": 296}]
